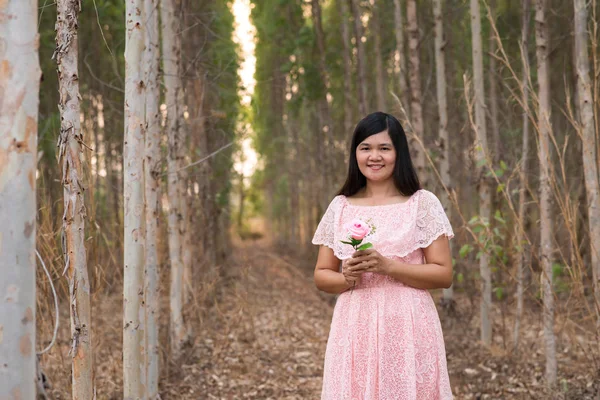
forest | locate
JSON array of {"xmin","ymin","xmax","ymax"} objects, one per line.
[{"xmin": 0, "ymin": 0, "xmax": 599, "ymax": 398}]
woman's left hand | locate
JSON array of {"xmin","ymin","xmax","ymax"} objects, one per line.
[{"xmin": 346, "ymin": 249, "xmax": 391, "ymax": 276}]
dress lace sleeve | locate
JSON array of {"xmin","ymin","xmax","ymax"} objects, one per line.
[
  {"xmin": 414, "ymin": 190, "xmax": 454, "ymax": 248},
  {"xmin": 311, "ymin": 196, "xmax": 341, "ymax": 251}
]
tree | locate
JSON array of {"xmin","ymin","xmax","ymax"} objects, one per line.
[
  {"xmin": 433, "ymin": 0, "xmax": 454, "ymax": 306},
  {"xmin": 407, "ymin": 0, "xmax": 427, "ymax": 185},
  {"xmin": 123, "ymin": 0, "xmax": 146, "ymax": 397},
  {"xmin": 55, "ymin": 0, "xmax": 94, "ymax": 397},
  {"xmin": 574, "ymin": 0, "xmax": 600, "ymax": 326},
  {"xmin": 351, "ymin": 0, "xmax": 368, "ymax": 115},
  {"xmin": 372, "ymin": 1, "xmax": 386, "ymax": 111},
  {"xmin": 534, "ymin": 0, "xmax": 556, "ymax": 385},
  {"xmin": 339, "ymin": 0, "xmax": 354, "ymax": 136},
  {"xmin": 513, "ymin": 0, "xmax": 531, "ymax": 351},
  {"xmin": 470, "ymin": 0, "xmax": 493, "ymax": 346},
  {"xmin": 144, "ymin": 0, "xmax": 161, "ymax": 396},
  {"xmin": 161, "ymin": 0, "xmax": 187, "ymax": 355},
  {"xmin": 0, "ymin": 0, "xmax": 41, "ymax": 397},
  {"xmin": 393, "ymin": 0, "xmax": 409, "ymax": 118}
]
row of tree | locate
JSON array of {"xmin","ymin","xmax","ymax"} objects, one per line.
[
  {"xmin": 1, "ymin": 0, "xmax": 239, "ymax": 397},
  {"xmin": 249, "ymin": 0, "xmax": 600, "ymax": 386}
]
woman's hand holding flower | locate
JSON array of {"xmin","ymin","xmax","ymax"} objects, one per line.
[
  {"xmin": 346, "ymin": 249, "xmax": 391, "ymax": 276},
  {"xmin": 341, "ymin": 259, "xmax": 362, "ymax": 287}
]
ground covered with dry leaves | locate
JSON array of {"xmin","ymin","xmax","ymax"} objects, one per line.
[{"xmin": 39, "ymin": 242, "xmax": 599, "ymax": 399}]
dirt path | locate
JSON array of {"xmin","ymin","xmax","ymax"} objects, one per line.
[{"xmin": 40, "ymin": 242, "xmax": 599, "ymax": 399}]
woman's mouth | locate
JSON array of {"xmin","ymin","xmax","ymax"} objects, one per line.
[{"xmin": 368, "ymin": 164, "xmax": 384, "ymax": 171}]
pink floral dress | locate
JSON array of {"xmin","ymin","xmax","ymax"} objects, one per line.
[{"xmin": 312, "ymin": 189, "xmax": 454, "ymax": 400}]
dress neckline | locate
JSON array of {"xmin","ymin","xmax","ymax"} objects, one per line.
[{"xmin": 341, "ymin": 189, "xmax": 421, "ymax": 208}]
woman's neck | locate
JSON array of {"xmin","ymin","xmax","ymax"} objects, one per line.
[{"xmin": 360, "ymin": 180, "xmax": 400, "ymax": 198}]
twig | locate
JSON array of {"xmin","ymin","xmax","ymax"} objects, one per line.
[{"xmin": 36, "ymin": 250, "xmax": 60, "ymax": 356}]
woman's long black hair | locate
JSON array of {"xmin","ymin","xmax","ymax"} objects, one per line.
[{"xmin": 337, "ymin": 112, "xmax": 421, "ymax": 197}]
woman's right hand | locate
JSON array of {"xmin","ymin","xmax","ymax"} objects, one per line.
[{"xmin": 342, "ymin": 259, "xmax": 363, "ymax": 288}]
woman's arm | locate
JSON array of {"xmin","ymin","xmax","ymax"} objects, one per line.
[
  {"xmin": 347, "ymin": 235, "xmax": 453, "ymax": 290},
  {"xmin": 313, "ymin": 246, "xmax": 354, "ymax": 294}
]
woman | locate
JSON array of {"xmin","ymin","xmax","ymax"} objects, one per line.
[{"xmin": 312, "ymin": 112, "xmax": 454, "ymax": 399}]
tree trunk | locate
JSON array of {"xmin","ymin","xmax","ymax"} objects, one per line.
[
  {"xmin": 489, "ymin": 0, "xmax": 501, "ymax": 162},
  {"xmin": 161, "ymin": 0, "xmax": 187, "ymax": 355},
  {"xmin": 0, "ymin": 0, "xmax": 40, "ymax": 397},
  {"xmin": 393, "ymin": 0, "xmax": 410, "ymax": 119},
  {"xmin": 574, "ymin": 0, "xmax": 600, "ymax": 327},
  {"xmin": 433, "ymin": 0, "xmax": 454, "ymax": 305},
  {"xmin": 514, "ymin": 0, "xmax": 531, "ymax": 351},
  {"xmin": 406, "ymin": 0, "xmax": 427, "ymax": 186},
  {"xmin": 351, "ymin": 0, "xmax": 368, "ymax": 115},
  {"xmin": 311, "ymin": 0, "xmax": 335, "ymax": 211},
  {"xmin": 339, "ymin": 0, "xmax": 354, "ymax": 135},
  {"xmin": 534, "ymin": 0, "xmax": 556, "ymax": 385},
  {"xmin": 470, "ymin": 0, "xmax": 493, "ymax": 346},
  {"xmin": 144, "ymin": 0, "xmax": 161, "ymax": 396},
  {"xmin": 124, "ymin": 0, "xmax": 146, "ymax": 398},
  {"xmin": 373, "ymin": 1, "xmax": 386, "ymax": 111},
  {"xmin": 56, "ymin": 1, "xmax": 94, "ymax": 397}
]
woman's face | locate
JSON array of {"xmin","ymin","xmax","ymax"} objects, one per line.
[{"xmin": 355, "ymin": 130, "xmax": 396, "ymax": 182}]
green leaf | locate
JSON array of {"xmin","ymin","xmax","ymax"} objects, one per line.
[
  {"xmin": 473, "ymin": 225, "xmax": 484, "ymax": 233},
  {"xmin": 497, "ymin": 183, "xmax": 505, "ymax": 193},
  {"xmin": 357, "ymin": 242, "xmax": 373, "ymax": 251},
  {"xmin": 457, "ymin": 273, "xmax": 464, "ymax": 284},
  {"xmin": 468, "ymin": 216, "xmax": 479, "ymax": 225},
  {"xmin": 340, "ymin": 240, "xmax": 354, "ymax": 245},
  {"xmin": 476, "ymin": 158, "xmax": 486, "ymax": 168},
  {"xmin": 495, "ymin": 168, "xmax": 504, "ymax": 177},
  {"xmin": 500, "ymin": 160, "xmax": 508, "ymax": 170},
  {"xmin": 493, "ymin": 287, "xmax": 504, "ymax": 301},
  {"xmin": 459, "ymin": 244, "xmax": 472, "ymax": 259}
]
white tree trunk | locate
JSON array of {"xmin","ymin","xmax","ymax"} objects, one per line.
[
  {"xmin": 124, "ymin": 0, "xmax": 146, "ymax": 397},
  {"xmin": 351, "ymin": 0, "xmax": 367, "ymax": 115},
  {"xmin": 144, "ymin": 0, "xmax": 161, "ymax": 396},
  {"xmin": 488, "ymin": 0, "xmax": 500, "ymax": 161},
  {"xmin": 470, "ymin": 0, "xmax": 492, "ymax": 346},
  {"xmin": 55, "ymin": 1, "xmax": 94, "ymax": 397},
  {"xmin": 514, "ymin": 0, "xmax": 531, "ymax": 351},
  {"xmin": 372, "ymin": 1, "xmax": 386, "ymax": 111},
  {"xmin": 161, "ymin": 0, "xmax": 187, "ymax": 356},
  {"xmin": 574, "ymin": 0, "xmax": 600, "ymax": 327},
  {"xmin": 393, "ymin": 0, "xmax": 410, "ymax": 119},
  {"xmin": 407, "ymin": 0, "xmax": 427, "ymax": 186},
  {"xmin": 339, "ymin": 0, "xmax": 354, "ymax": 137},
  {"xmin": 0, "ymin": 0, "xmax": 40, "ymax": 397},
  {"xmin": 433, "ymin": 0, "xmax": 454, "ymax": 304},
  {"xmin": 534, "ymin": 0, "xmax": 556, "ymax": 385}
]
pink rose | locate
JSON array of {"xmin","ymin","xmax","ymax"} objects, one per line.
[{"xmin": 345, "ymin": 219, "xmax": 371, "ymax": 240}]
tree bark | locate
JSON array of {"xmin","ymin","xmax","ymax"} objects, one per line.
[
  {"xmin": 489, "ymin": 0, "xmax": 501, "ymax": 162},
  {"xmin": 514, "ymin": 0, "xmax": 531, "ymax": 351},
  {"xmin": 373, "ymin": 1, "xmax": 386, "ymax": 111},
  {"xmin": 56, "ymin": 1, "xmax": 94, "ymax": 397},
  {"xmin": 339, "ymin": 0, "xmax": 354, "ymax": 136},
  {"xmin": 534, "ymin": 0, "xmax": 557, "ymax": 385},
  {"xmin": 0, "ymin": 0, "xmax": 40, "ymax": 397},
  {"xmin": 393, "ymin": 0, "xmax": 410, "ymax": 119},
  {"xmin": 470, "ymin": 0, "xmax": 493, "ymax": 346},
  {"xmin": 124, "ymin": 0, "xmax": 147, "ymax": 398},
  {"xmin": 406, "ymin": 0, "xmax": 427, "ymax": 186},
  {"xmin": 144, "ymin": 0, "xmax": 161, "ymax": 396},
  {"xmin": 311, "ymin": 0, "xmax": 335, "ymax": 211},
  {"xmin": 161, "ymin": 0, "xmax": 187, "ymax": 356},
  {"xmin": 351, "ymin": 0, "xmax": 368, "ymax": 115},
  {"xmin": 574, "ymin": 0, "xmax": 600, "ymax": 327},
  {"xmin": 433, "ymin": 0, "xmax": 454, "ymax": 305}
]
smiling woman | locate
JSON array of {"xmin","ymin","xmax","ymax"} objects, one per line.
[{"xmin": 312, "ymin": 112, "xmax": 454, "ymax": 399}]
